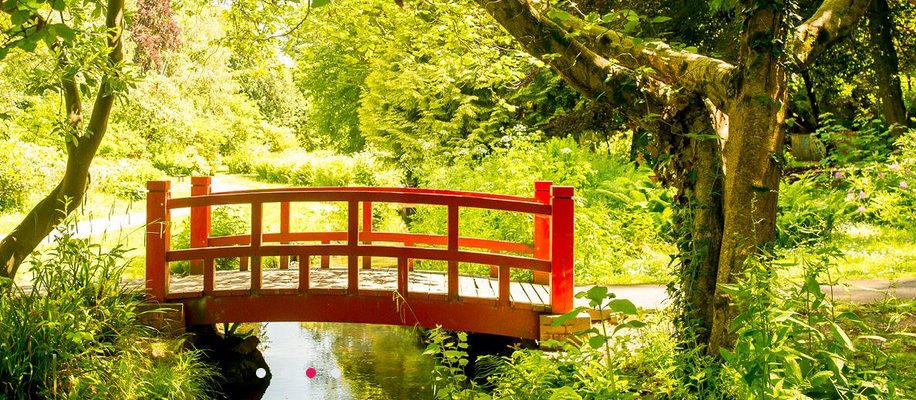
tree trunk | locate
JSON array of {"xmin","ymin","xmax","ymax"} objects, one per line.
[
  {"xmin": 708, "ymin": 0, "xmax": 788, "ymax": 356},
  {"xmin": 868, "ymin": 0, "xmax": 909, "ymax": 136},
  {"xmin": 0, "ymin": 0, "xmax": 125, "ymax": 280}
]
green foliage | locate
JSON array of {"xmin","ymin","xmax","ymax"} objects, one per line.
[
  {"xmin": 251, "ymin": 150, "xmax": 402, "ymax": 187},
  {"xmin": 814, "ymin": 113, "xmax": 896, "ymax": 166},
  {"xmin": 412, "ymin": 131, "xmax": 672, "ymax": 284},
  {"xmin": 423, "ymin": 328, "xmax": 489, "ymax": 399},
  {"xmin": 172, "ymin": 206, "xmax": 250, "ymax": 274},
  {"xmin": 776, "ymin": 176, "xmax": 850, "ymax": 247},
  {"xmin": 720, "ymin": 248, "xmax": 906, "ymax": 399},
  {"xmin": 0, "ymin": 139, "xmax": 64, "ymax": 212},
  {"xmin": 0, "ymin": 214, "xmax": 215, "ymax": 399},
  {"xmin": 90, "ymin": 158, "xmax": 161, "ymax": 200}
]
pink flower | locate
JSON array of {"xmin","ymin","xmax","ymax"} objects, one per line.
[
  {"xmin": 890, "ymin": 164, "xmax": 901, "ymax": 171},
  {"xmin": 848, "ymin": 189, "xmax": 855, "ymax": 194},
  {"xmin": 901, "ymin": 181, "xmax": 909, "ymax": 189},
  {"xmin": 878, "ymin": 172, "xmax": 886, "ymax": 178},
  {"xmin": 859, "ymin": 191, "xmax": 866, "ymax": 199},
  {"xmin": 835, "ymin": 172, "xmax": 844, "ymax": 179},
  {"xmin": 858, "ymin": 206, "xmax": 866, "ymax": 214}
]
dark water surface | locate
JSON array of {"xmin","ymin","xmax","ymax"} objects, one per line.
[{"xmin": 256, "ymin": 322, "xmax": 435, "ymax": 399}]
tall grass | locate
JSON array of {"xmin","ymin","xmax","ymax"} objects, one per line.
[{"xmin": 0, "ymin": 214, "xmax": 216, "ymax": 399}]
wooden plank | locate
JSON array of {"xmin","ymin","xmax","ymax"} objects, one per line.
[
  {"xmin": 166, "ymin": 291, "xmax": 203, "ymax": 300},
  {"xmin": 398, "ymin": 257, "xmax": 408, "ymax": 298},
  {"xmin": 212, "ymin": 289, "xmax": 250, "ymax": 297},
  {"xmin": 472, "ymin": 277, "xmax": 496, "ymax": 299},
  {"xmin": 519, "ymin": 282, "xmax": 545, "ymax": 305},
  {"xmin": 532, "ymin": 284, "xmax": 550, "ymax": 306},
  {"xmin": 447, "ymin": 205, "xmax": 459, "ymax": 301},
  {"xmin": 458, "ymin": 275, "xmax": 476, "ymax": 298},
  {"xmin": 362, "ymin": 201, "xmax": 372, "ymax": 269},
  {"xmin": 260, "ymin": 288, "xmax": 297, "ymax": 296},
  {"xmin": 510, "ymin": 282, "xmax": 534, "ymax": 310}
]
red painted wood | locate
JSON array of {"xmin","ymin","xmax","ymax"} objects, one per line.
[
  {"xmin": 550, "ymin": 186, "xmax": 575, "ymax": 314},
  {"xmin": 534, "ymin": 181, "xmax": 552, "ymax": 285},
  {"xmin": 397, "ymin": 256, "xmax": 408, "ymax": 297},
  {"xmin": 362, "ymin": 201, "xmax": 372, "ymax": 269},
  {"xmin": 240, "ymin": 257, "xmax": 249, "ymax": 272},
  {"xmin": 499, "ymin": 265, "xmax": 510, "ymax": 307},
  {"xmin": 178, "ymin": 186, "xmax": 536, "ymax": 202},
  {"xmin": 348, "ymin": 200, "xmax": 359, "ymax": 293},
  {"xmin": 168, "ymin": 191, "xmax": 550, "ymax": 216},
  {"xmin": 145, "ymin": 181, "xmax": 171, "ymax": 302},
  {"xmin": 448, "ymin": 205, "xmax": 459, "ymax": 301},
  {"xmin": 190, "ymin": 177, "xmax": 211, "ymax": 275},
  {"xmin": 210, "ymin": 231, "xmax": 532, "ymax": 255},
  {"xmin": 489, "ymin": 249, "xmax": 499, "ymax": 278},
  {"xmin": 250, "ymin": 202, "xmax": 263, "ymax": 293},
  {"xmin": 321, "ymin": 239, "xmax": 330, "ymax": 268},
  {"xmin": 166, "ymin": 244, "xmax": 552, "ymax": 272},
  {"xmin": 176, "ymin": 295, "xmax": 542, "ymax": 339},
  {"xmin": 299, "ymin": 253, "xmax": 309, "ymax": 294},
  {"xmin": 203, "ymin": 258, "xmax": 215, "ymax": 295},
  {"xmin": 280, "ymin": 202, "xmax": 290, "ymax": 269}
]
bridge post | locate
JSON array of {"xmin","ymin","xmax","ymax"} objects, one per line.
[
  {"xmin": 533, "ymin": 181, "xmax": 553, "ymax": 285},
  {"xmin": 280, "ymin": 202, "xmax": 290, "ymax": 269},
  {"xmin": 550, "ymin": 186, "xmax": 575, "ymax": 314},
  {"xmin": 362, "ymin": 201, "xmax": 372, "ymax": 269},
  {"xmin": 250, "ymin": 202, "xmax": 263, "ymax": 293},
  {"xmin": 189, "ymin": 177, "xmax": 211, "ymax": 275},
  {"xmin": 146, "ymin": 181, "xmax": 171, "ymax": 303}
]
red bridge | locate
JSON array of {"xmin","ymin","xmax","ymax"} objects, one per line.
[{"xmin": 145, "ymin": 178, "xmax": 574, "ymax": 339}]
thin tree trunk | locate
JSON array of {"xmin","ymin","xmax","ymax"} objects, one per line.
[
  {"xmin": 868, "ymin": 0, "xmax": 909, "ymax": 136},
  {"xmin": 0, "ymin": 0, "xmax": 125, "ymax": 280}
]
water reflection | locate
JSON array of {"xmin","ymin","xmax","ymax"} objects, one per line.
[{"xmin": 256, "ymin": 322, "xmax": 435, "ymax": 399}]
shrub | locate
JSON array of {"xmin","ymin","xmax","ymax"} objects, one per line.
[
  {"xmin": 151, "ymin": 147, "xmax": 214, "ymax": 177},
  {"xmin": 90, "ymin": 158, "xmax": 162, "ymax": 200},
  {"xmin": 776, "ymin": 176, "xmax": 850, "ymax": 248},
  {"xmin": 251, "ymin": 150, "xmax": 403, "ymax": 187},
  {"xmin": 0, "ymin": 139, "xmax": 64, "ymax": 212},
  {"xmin": 0, "ymin": 215, "xmax": 216, "ymax": 399}
]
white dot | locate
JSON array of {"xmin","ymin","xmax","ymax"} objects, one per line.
[
  {"xmin": 256, "ymin": 368, "xmax": 267, "ymax": 378},
  {"xmin": 330, "ymin": 368, "xmax": 341, "ymax": 378}
]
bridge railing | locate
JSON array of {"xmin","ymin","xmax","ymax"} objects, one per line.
[{"xmin": 145, "ymin": 179, "xmax": 574, "ymax": 313}]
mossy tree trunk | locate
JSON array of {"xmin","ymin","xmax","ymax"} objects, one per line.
[{"xmin": 475, "ymin": 0, "xmax": 873, "ymax": 354}]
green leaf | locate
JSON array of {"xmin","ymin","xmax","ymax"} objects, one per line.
[
  {"xmin": 829, "ymin": 322, "xmax": 855, "ymax": 352},
  {"xmin": 586, "ymin": 286, "xmax": 608, "ymax": 305},
  {"xmin": 0, "ymin": 47, "xmax": 8, "ymax": 61},
  {"xmin": 550, "ymin": 306, "xmax": 587, "ymax": 327},
  {"xmin": 608, "ymin": 299, "xmax": 637, "ymax": 315},
  {"xmin": 310, "ymin": 0, "xmax": 330, "ymax": 6},
  {"xmin": 11, "ymin": 10, "xmax": 29, "ymax": 26},
  {"xmin": 49, "ymin": 24, "xmax": 76, "ymax": 43},
  {"xmin": 588, "ymin": 335, "xmax": 606, "ymax": 349},
  {"xmin": 547, "ymin": 10, "xmax": 572, "ymax": 21},
  {"xmin": 52, "ymin": 0, "xmax": 65, "ymax": 11},
  {"xmin": 650, "ymin": 16, "xmax": 671, "ymax": 23}
]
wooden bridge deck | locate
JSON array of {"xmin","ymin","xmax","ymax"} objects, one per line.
[{"xmin": 167, "ymin": 266, "xmax": 550, "ymax": 312}]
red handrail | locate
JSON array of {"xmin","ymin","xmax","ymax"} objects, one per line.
[{"xmin": 145, "ymin": 178, "xmax": 575, "ymax": 314}]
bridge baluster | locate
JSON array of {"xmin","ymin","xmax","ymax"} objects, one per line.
[
  {"xmin": 361, "ymin": 201, "xmax": 372, "ymax": 269},
  {"xmin": 250, "ymin": 202, "xmax": 263, "ymax": 293},
  {"xmin": 550, "ymin": 186, "xmax": 575, "ymax": 314},
  {"xmin": 499, "ymin": 265, "xmax": 510, "ymax": 307},
  {"xmin": 534, "ymin": 181, "xmax": 553, "ymax": 285},
  {"xmin": 190, "ymin": 177, "xmax": 211, "ymax": 276},
  {"xmin": 298, "ymin": 252, "xmax": 310, "ymax": 294},
  {"xmin": 347, "ymin": 200, "xmax": 359, "ymax": 294},
  {"xmin": 447, "ymin": 204, "xmax": 459, "ymax": 301},
  {"xmin": 203, "ymin": 257, "xmax": 215, "ymax": 295},
  {"xmin": 398, "ymin": 256, "xmax": 408, "ymax": 298},
  {"xmin": 145, "ymin": 181, "xmax": 171, "ymax": 302},
  {"xmin": 280, "ymin": 202, "xmax": 290, "ymax": 269}
]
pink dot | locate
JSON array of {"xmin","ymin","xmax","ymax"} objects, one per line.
[{"xmin": 306, "ymin": 368, "xmax": 317, "ymax": 378}]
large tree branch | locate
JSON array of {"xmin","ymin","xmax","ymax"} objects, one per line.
[
  {"xmin": 790, "ymin": 0, "xmax": 873, "ymax": 69},
  {"xmin": 474, "ymin": 0, "xmax": 684, "ymax": 121}
]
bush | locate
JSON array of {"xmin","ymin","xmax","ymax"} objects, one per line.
[
  {"xmin": 776, "ymin": 176, "xmax": 850, "ymax": 248},
  {"xmin": 0, "ymin": 139, "xmax": 64, "ymax": 212},
  {"xmin": 171, "ymin": 206, "xmax": 250, "ymax": 274},
  {"xmin": 90, "ymin": 158, "xmax": 162, "ymax": 200},
  {"xmin": 0, "ymin": 215, "xmax": 216, "ymax": 399},
  {"xmin": 251, "ymin": 150, "xmax": 402, "ymax": 187},
  {"xmin": 152, "ymin": 147, "xmax": 215, "ymax": 177}
]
